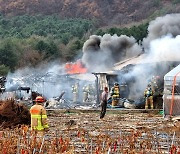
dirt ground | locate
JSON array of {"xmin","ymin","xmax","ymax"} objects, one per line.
[
  {"xmin": 0, "ymin": 110, "xmax": 180, "ymax": 153},
  {"xmin": 41, "ymin": 110, "xmax": 180, "ymax": 153}
]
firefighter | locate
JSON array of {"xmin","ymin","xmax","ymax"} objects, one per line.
[
  {"xmin": 30, "ymin": 96, "xmax": 49, "ymax": 136},
  {"xmin": 88, "ymin": 84, "xmax": 95, "ymax": 100},
  {"xmin": 110, "ymin": 82, "xmax": 120, "ymax": 106},
  {"xmin": 144, "ymin": 84, "xmax": 154, "ymax": 109},
  {"xmin": 72, "ymin": 83, "xmax": 79, "ymax": 103},
  {"xmin": 150, "ymin": 76, "xmax": 159, "ymax": 92},
  {"xmin": 82, "ymin": 85, "xmax": 88, "ymax": 103}
]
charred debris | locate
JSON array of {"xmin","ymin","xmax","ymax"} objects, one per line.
[
  {"xmin": 94, "ymin": 61, "xmax": 180, "ymax": 109},
  {"xmin": 0, "ymin": 61, "xmax": 179, "ymax": 110}
]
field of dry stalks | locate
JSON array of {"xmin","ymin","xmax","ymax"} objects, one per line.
[{"xmin": 0, "ymin": 110, "xmax": 180, "ymax": 153}]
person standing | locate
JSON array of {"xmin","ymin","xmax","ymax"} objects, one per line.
[
  {"xmin": 144, "ymin": 84, "xmax": 154, "ymax": 109},
  {"xmin": 72, "ymin": 83, "xmax": 79, "ymax": 103},
  {"xmin": 110, "ymin": 82, "xmax": 120, "ymax": 106},
  {"xmin": 100, "ymin": 87, "xmax": 108, "ymax": 119},
  {"xmin": 30, "ymin": 96, "xmax": 49, "ymax": 135}
]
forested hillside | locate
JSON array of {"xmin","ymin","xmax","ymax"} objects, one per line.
[
  {"xmin": 0, "ymin": 0, "xmax": 179, "ymax": 75},
  {"xmin": 0, "ymin": 15, "xmax": 95, "ymax": 74},
  {"xmin": 0, "ymin": 0, "xmax": 180, "ymax": 26},
  {"xmin": 0, "ymin": 15, "xmax": 94, "ymax": 43}
]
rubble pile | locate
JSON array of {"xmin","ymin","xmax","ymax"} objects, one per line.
[
  {"xmin": 0, "ymin": 99, "xmax": 30, "ymax": 128},
  {"xmin": 0, "ymin": 111, "xmax": 179, "ymax": 153}
]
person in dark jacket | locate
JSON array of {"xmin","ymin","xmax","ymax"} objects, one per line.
[{"xmin": 100, "ymin": 87, "xmax": 108, "ymax": 119}]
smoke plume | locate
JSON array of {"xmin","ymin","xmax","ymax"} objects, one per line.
[
  {"xmin": 82, "ymin": 34, "xmax": 142, "ymax": 72},
  {"xmin": 3, "ymin": 13, "xmax": 180, "ymax": 106},
  {"xmin": 121, "ymin": 14, "xmax": 180, "ymax": 100},
  {"xmin": 4, "ymin": 61, "xmax": 95, "ymax": 102},
  {"xmin": 5, "ymin": 62, "xmax": 65, "ymax": 99},
  {"xmin": 143, "ymin": 13, "xmax": 180, "ymax": 49},
  {"xmin": 147, "ymin": 34, "xmax": 180, "ymax": 61}
]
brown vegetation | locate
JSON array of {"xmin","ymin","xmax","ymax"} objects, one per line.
[
  {"xmin": 0, "ymin": 99, "xmax": 30, "ymax": 128},
  {"xmin": 0, "ymin": 111, "xmax": 179, "ymax": 153},
  {"xmin": 0, "ymin": 0, "xmax": 180, "ymax": 26}
]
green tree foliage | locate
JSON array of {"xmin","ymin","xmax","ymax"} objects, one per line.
[
  {"xmin": 35, "ymin": 39, "xmax": 59, "ymax": 59},
  {"xmin": 96, "ymin": 29, "xmax": 105, "ymax": 36},
  {"xmin": 96, "ymin": 23, "xmax": 149, "ymax": 42},
  {"xmin": 173, "ymin": 0, "xmax": 180, "ymax": 4},
  {"xmin": 61, "ymin": 38, "xmax": 83, "ymax": 61},
  {"xmin": 0, "ymin": 13, "xmax": 150, "ymax": 70},
  {"xmin": 0, "ymin": 64, "xmax": 9, "ymax": 76},
  {"xmin": 0, "ymin": 15, "xmax": 94, "ymax": 44},
  {"xmin": 152, "ymin": 0, "xmax": 161, "ymax": 7},
  {"xmin": 0, "ymin": 40, "xmax": 18, "ymax": 71}
]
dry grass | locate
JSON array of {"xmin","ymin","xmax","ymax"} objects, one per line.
[{"xmin": 0, "ymin": 111, "xmax": 179, "ymax": 153}]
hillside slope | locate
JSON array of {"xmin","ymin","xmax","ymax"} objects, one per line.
[{"xmin": 0, "ymin": 0, "xmax": 179, "ymax": 26}]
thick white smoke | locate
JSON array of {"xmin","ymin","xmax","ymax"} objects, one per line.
[
  {"xmin": 143, "ymin": 13, "xmax": 180, "ymax": 49},
  {"xmin": 147, "ymin": 34, "xmax": 180, "ymax": 61},
  {"xmin": 122, "ymin": 14, "xmax": 180, "ymax": 100},
  {"xmin": 4, "ymin": 13, "xmax": 180, "ymax": 104},
  {"xmin": 81, "ymin": 13, "xmax": 180, "ymax": 101},
  {"xmin": 5, "ymin": 60, "xmax": 95, "ymax": 103},
  {"xmin": 5, "ymin": 62, "xmax": 66, "ymax": 99},
  {"xmin": 125, "ymin": 35, "xmax": 180, "ymax": 100}
]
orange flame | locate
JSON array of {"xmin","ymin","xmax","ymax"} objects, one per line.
[{"xmin": 65, "ymin": 60, "xmax": 87, "ymax": 74}]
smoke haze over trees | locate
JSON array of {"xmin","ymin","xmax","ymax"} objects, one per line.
[
  {"xmin": 0, "ymin": 0, "xmax": 179, "ymax": 75},
  {"xmin": 0, "ymin": 0, "xmax": 179, "ymax": 102},
  {"xmin": 0, "ymin": 14, "xmax": 148, "ymax": 74},
  {"xmin": 82, "ymin": 13, "xmax": 180, "ymax": 72}
]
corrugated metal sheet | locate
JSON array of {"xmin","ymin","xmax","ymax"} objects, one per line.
[
  {"xmin": 164, "ymin": 64, "xmax": 180, "ymax": 81},
  {"xmin": 113, "ymin": 53, "xmax": 180, "ymax": 71},
  {"xmin": 163, "ymin": 95, "xmax": 180, "ymax": 116},
  {"xmin": 113, "ymin": 54, "xmax": 148, "ymax": 70},
  {"xmin": 164, "ymin": 64, "xmax": 180, "ymax": 116}
]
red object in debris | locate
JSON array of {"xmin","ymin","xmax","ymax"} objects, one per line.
[
  {"xmin": 65, "ymin": 60, "xmax": 87, "ymax": 74},
  {"xmin": 81, "ymin": 137, "xmax": 85, "ymax": 142},
  {"xmin": 113, "ymin": 141, "xmax": 117, "ymax": 152},
  {"xmin": 61, "ymin": 145, "xmax": 67, "ymax": 153},
  {"xmin": 2, "ymin": 147, "xmax": 7, "ymax": 154},
  {"xmin": 77, "ymin": 130, "xmax": 81, "ymax": 138},
  {"xmin": 170, "ymin": 145, "xmax": 177, "ymax": 154},
  {"xmin": 0, "ymin": 131, "xmax": 3, "ymax": 138},
  {"xmin": 21, "ymin": 149, "xmax": 25, "ymax": 154},
  {"xmin": 59, "ymin": 136, "xmax": 63, "ymax": 145},
  {"xmin": 95, "ymin": 146, "xmax": 100, "ymax": 154}
]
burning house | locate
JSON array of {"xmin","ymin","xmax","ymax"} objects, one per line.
[
  {"xmin": 0, "ymin": 14, "xmax": 179, "ymax": 110},
  {"xmin": 2, "ymin": 60, "xmax": 98, "ymax": 108},
  {"xmin": 0, "ymin": 12, "xmax": 180, "ymax": 154},
  {"xmin": 81, "ymin": 13, "xmax": 180, "ymax": 109},
  {"xmin": 90, "ymin": 53, "xmax": 179, "ymax": 109},
  {"xmin": 113, "ymin": 54, "xmax": 180, "ymax": 108}
]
